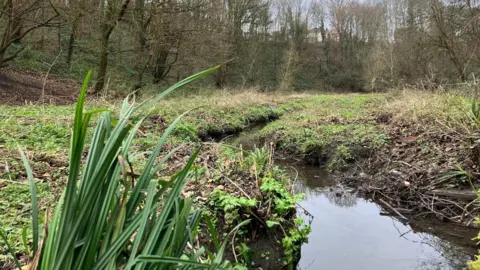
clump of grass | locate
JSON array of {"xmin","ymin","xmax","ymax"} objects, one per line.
[
  {"xmin": 260, "ymin": 94, "xmax": 388, "ymax": 168},
  {"xmin": 380, "ymin": 89, "xmax": 471, "ymax": 130},
  {"xmin": 1, "ymin": 67, "xmax": 245, "ymax": 269}
]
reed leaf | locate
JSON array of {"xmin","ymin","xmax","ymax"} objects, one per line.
[{"xmin": 1, "ymin": 66, "xmax": 245, "ymax": 270}]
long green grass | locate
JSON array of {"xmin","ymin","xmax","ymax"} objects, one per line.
[{"xmin": 1, "ymin": 66, "xmax": 246, "ymax": 269}]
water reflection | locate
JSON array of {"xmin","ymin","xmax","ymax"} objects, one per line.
[
  {"xmin": 226, "ymin": 129, "xmax": 477, "ymax": 269},
  {"xmin": 325, "ymin": 190, "xmax": 357, "ymax": 208},
  {"xmin": 282, "ymin": 164, "xmax": 476, "ymax": 270}
]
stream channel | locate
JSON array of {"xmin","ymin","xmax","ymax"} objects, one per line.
[{"xmin": 224, "ymin": 124, "xmax": 478, "ymax": 270}]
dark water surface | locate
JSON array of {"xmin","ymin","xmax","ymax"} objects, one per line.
[
  {"xmin": 227, "ymin": 126, "xmax": 478, "ymax": 270},
  {"xmin": 280, "ymin": 162, "xmax": 477, "ymax": 270}
]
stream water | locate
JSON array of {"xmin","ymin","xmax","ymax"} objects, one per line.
[
  {"xmin": 225, "ymin": 125, "xmax": 479, "ymax": 270},
  {"xmin": 280, "ymin": 162, "xmax": 477, "ymax": 270}
]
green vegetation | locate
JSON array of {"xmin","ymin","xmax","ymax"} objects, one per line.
[
  {"xmin": 1, "ymin": 68, "xmax": 257, "ymax": 269},
  {"xmin": 209, "ymin": 190, "xmax": 258, "ymax": 227},
  {"xmin": 3, "ymin": 0, "xmax": 480, "ymax": 267},
  {"xmin": 260, "ymin": 94, "xmax": 389, "ymax": 169},
  {"xmin": 0, "ymin": 74, "xmax": 314, "ymax": 268},
  {"xmin": 4, "ymin": 73, "xmax": 480, "ymax": 268},
  {"xmin": 281, "ymin": 218, "xmax": 311, "ymax": 268},
  {"xmin": 207, "ymin": 146, "xmax": 309, "ymax": 268}
]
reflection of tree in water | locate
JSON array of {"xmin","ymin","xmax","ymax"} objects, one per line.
[
  {"xmin": 411, "ymin": 233, "xmax": 472, "ymax": 270},
  {"xmin": 415, "ymin": 233, "xmax": 473, "ymax": 270},
  {"xmin": 389, "ymin": 218, "xmax": 474, "ymax": 270},
  {"xmin": 324, "ymin": 190, "xmax": 357, "ymax": 208},
  {"xmin": 293, "ymin": 180, "xmax": 309, "ymax": 195},
  {"xmin": 293, "ymin": 180, "xmax": 358, "ymax": 208}
]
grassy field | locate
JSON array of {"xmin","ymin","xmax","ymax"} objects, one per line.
[
  {"xmin": 0, "ymin": 91, "xmax": 313, "ymax": 267},
  {"xmin": 1, "ymin": 88, "xmax": 478, "ymax": 267}
]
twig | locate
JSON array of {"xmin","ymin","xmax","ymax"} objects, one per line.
[
  {"xmin": 223, "ymin": 175, "xmax": 251, "ymax": 200},
  {"xmin": 418, "ymin": 194, "xmax": 450, "ymax": 221},
  {"xmin": 399, "ymin": 229, "xmax": 412, "ymax": 238},
  {"xmin": 431, "ymin": 193, "xmax": 435, "ymax": 212},
  {"xmin": 393, "ymin": 160, "xmax": 413, "ymax": 168},
  {"xmin": 248, "ymin": 210, "xmax": 268, "ymax": 228},
  {"xmin": 41, "ymin": 49, "xmax": 62, "ymax": 108},
  {"xmin": 0, "ymin": 179, "xmax": 29, "ymax": 185},
  {"xmin": 379, "ymin": 198, "xmax": 408, "ymax": 221},
  {"xmin": 289, "ymin": 165, "xmax": 299, "ymax": 193},
  {"xmin": 232, "ymin": 227, "xmax": 239, "ymax": 263},
  {"xmin": 296, "ymin": 202, "xmax": 314, "ymax": 224},
  {"xmin": 461, "ymin": 199, "xmax": 478, "ymax": 223},
  {"xmin": 253, "ymin": 163, "xmax": 258, "ymax": 187}
]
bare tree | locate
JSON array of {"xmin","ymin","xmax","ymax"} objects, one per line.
[
  {"xmin": 0, "ymin": 0, "xmax": 59, "ymax": 66},
  {"xmin": 93, "ymin": 0, "xmax": 131, "ymax": 93}
]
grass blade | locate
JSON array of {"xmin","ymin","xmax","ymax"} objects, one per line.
[
  {"xmin": 127, "ymin": 110, "xmax": 193, "ymax": 217},
  {"xmin": 215, "ymin": 219, "xmax": 251, "ymax": 264},
  {"xmin": 134, "ymin": 256, "xmax": 221, "ymax": 269},
  {"xmin": 21, "ymin": 226, "xmax": 30, "ymax": 255},
  {"xmin": 0, "ymin": 229, "xmax": 22, "ymax": 269},
  {"xmin": 127, "ymin": 180, "xmax": 157, "ymax": 269},
  {"xmin": 18, "ymin": 147, "xmax": 38, "ymax": 255},
  {"xmin": 139, "ymin": 150, "xmax": 200, "ymax": 256},
  {"xmin": 205, "ymin": 216, "xmax": 220, "ymax": 252}
]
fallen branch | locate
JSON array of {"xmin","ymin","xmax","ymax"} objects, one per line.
[
  {"xmin": 223, "ymin": 175, "xmax": 252, "ymax": 200},
  {"xmin": 379, "ymin": 198, "xmax": 408, "ymax": 222},
  {"xmin": 426, "ymin": 189, "xmax": 477, "ymax": 201}
]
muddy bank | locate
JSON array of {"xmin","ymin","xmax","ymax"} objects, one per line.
[{"xmin": 339, "ymin": 120, "xmax": 480, "ymax": 228}]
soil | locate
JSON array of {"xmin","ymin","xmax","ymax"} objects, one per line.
[
  {"xmin": 341, "ymin": 118, "xmax": 480, "ymax": 227},
  {"xmin": 0, "ymin": 68, "xmax": 79, "ymax": 105}
]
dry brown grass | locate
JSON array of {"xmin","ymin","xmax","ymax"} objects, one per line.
[
  {"xmin": 379, "ymin": 89, "xmax": 472, "ymax": 132},
  {"xmin": 157, "ymin": 90, "xmax": 312, "ymax": 108}
]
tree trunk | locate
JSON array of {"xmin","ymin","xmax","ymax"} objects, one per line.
[
  {"xmin": 0, "ymin": 50, "xmax": 5, "ymax": 67},
  {"xmin": 11, "ymin": 16, "xmax": 22, "ymax": 45},
  {"xmin": 215, "ymin": 66, "xmax": 226, "ymax": 88},
  {"xmin": 152, "ymin": 49, "xmax": 169, "ymax": 84},
  {"xmin": 66, "ymin": 21, "xmax": 78, "ymax": 66},
  {"xmin": 134, "ymin": 0, "xmax": 147, "ymax": 88},
  {"xmin": 93, "ymin": 0, "xmax": 131, "ymax": 93},
  {"xmin": 40, "ymin": 5, "xmax": 45, "ymax": 48},
  {"xmin": 431, "ymin": 2, "xmax": 467, "ymax": 82},
  {"xmin": 446, "ymin": 47, "xmax": 467, "ymax": 82},
  {"xmin": 57, "ymin": 23, "xmax": 61, "ymax": 53},
  {"xmin": 95, "ymin": 36, "xmax": 109, "ymax": 92}
]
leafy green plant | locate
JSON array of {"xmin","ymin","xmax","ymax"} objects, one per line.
[
  {"xmin": 440, "ymin": 165, "xmax": 475, "ymax": 189},
  {"xmin": 209, "ymin": 190, "xmax": 257, "ymax": 227},
  {"xmin": 282, "ymin": 218, "xmax": 311, "ymax": 268},
  {"xmin": 246, "ymin": 147, "xmax": 270, "ymax": 177},
  {"xmin": 260, "ymin": 177, "xmax": 309, "ymax": 268},
  {"xmin": 208, "ymin": 147, "xmax": 310, "ymax": 269},
  {"xmin": 1, "ymin": 66, "xmax": 247, "ymax": 269},
  {"xmin": 260, "ymin": 177, "xmax": 303, "ymax": 216},
  {"xmin": 329, "ymin": 144, "xmax": 353, "ymax": 171},
  {"xmin": 237, "ymin": 243, "xmax": 251, "ymax": 265}
]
